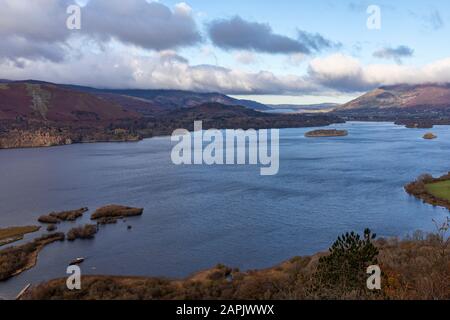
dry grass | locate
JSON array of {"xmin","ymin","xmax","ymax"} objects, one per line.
[
  {"xmin": 91, "ymin": 205, "xmax": 143, "ymax": 220},
  {"xmin": 0, "ymin": 226, "xmax": 40, "ymax": 246},
  {"xmin": 24, "ymin": 235, "xmax": 449, "ymax": 300},
  {"xmin": 0, "ymin": 233, "xmax": 65, "ymax": 281},
  {"xmin": 67, "ymin": 224, "xmax": 97, "ymax": 241},
  {"xmin": 0, "ymin": 226, "xmax": 40, "ymax": 241},
  {"xmin": 38, "ymin": 208, "xmax": 88, "ymax": 224}
]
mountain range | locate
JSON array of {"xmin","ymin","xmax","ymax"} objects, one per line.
[
  {"xmin": 2, "ymin": 79, "xmax": 450, "ymax": 149},
  {"xmin": 337, "ymin": 83, "xmax": 450, "ymax": 111},
  {"xmin": 0, "ymin": 80, "xmax": 341, "ymax": 149}
]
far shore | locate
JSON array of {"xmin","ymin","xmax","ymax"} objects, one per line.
[{"xmin": 2, "ymin": 120, "xmax": 446, "ymax": 151}]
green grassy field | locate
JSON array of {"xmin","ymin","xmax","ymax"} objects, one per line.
[{"xmin": 425, "ymin": 180, "xmax": 450, "ymax": 201}]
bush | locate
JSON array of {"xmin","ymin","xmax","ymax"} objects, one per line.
[
  {"xmin": 312, "ymin": 229, "xmax": 379, "ymax": 299},
  {"xmin": 38, "ymin": 208, "xmax": 88, "ymax": 224},
  {"xmin": 0, "ymin": 233, "xmax": 65, "ymax": 281},
  {"xmin": 67, "ymin": 225, "xmax": 97, "ymax": 241},
  {"xmin": 46, "ymin": 224, "xmax": 57, "ymax": 232},
  {"xmin": 418, "ymin": 174, "xmax": 434, "ymax": 184},
  {"xmin": 97, "ymin": 217, "xmax": 118, "ymax": 225},
  {"xmin": 49, "ymin": 208, "xmax": 88, "ymax": 221}
]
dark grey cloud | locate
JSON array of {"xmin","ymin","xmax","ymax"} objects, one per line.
[
  {"xmin": 373, "ymin": 45, "xmax": 414, "ymax": 63},
  {"xmin": 208, "ymin": 16, "xmax": 337, "ymax": 54},
  {"xmin": 0, "ymin": 37, "xmax": 66, "ymax": 64},
  {"xmin": 0, "ymin": 0, "xmax": 71, "ymax": 62},
  {"xmin": 297, "ymin": 30, "xmax": 341, "ymax": 52},
  {"xmin": 83, "ymin": 0, "xmax": 202, "ymax": 51},
  {"xmin": 0, "ymin": 0, "xmax": 201, "ymax": 62}
]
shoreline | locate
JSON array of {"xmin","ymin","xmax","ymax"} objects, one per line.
[
  {"xmin": 405, "ymin": 173, "xmax": 450, "ymax": 211},
  {"xmin": 20, "ymin": 234, "xmax": 450, "ymax": 300},
  {"xmin": 0, "ymin": 120, "xmax": 434, "ymax": 151},
  {"xmin": 0, "ymin": 123, "xmax": 448, "ymax": 299}
]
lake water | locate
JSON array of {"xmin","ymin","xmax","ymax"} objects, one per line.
[{"xmin": 0, "ymin": 122, "xmax": 449, "ymax": 299}]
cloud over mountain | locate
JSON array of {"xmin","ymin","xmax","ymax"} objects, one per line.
[
  {"xmin": 1, "ymin": 1, "xmax": 450, "ymax": 97},
  {"xmin": 307, "ymin": 53, "xmax": 450, "ymax": 93}
]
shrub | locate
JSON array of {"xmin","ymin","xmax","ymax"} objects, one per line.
[
  {"xmin": 39, "ymin": 208, "xmax": 88, "ymax": 224},
  {"xmin": 0, "ymin": 233, "xmax": 65, "ymax": 281},
  {"xmin": 49, "ymin": 208, "xmax": 88, "ymax": 221},
  {"xmin": 46, "ymin": 224, "xmax": 57, "ymax": 232},
  {"xmin": 67, "ymin": 225, "xmax": 97, "ymax": 241},
  {"xmin": 97, "ymin": 217, "xmax": 118, "ymax": 225},
  {"xmin": 312, "ymin": 229, "xmax": 379, "ymax": 299}
]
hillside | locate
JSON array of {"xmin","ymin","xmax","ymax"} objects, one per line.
[
  {"xmin": 337, "ymin": 83, "xmax": 450, "ymax": 111},
  {"xmin": 22, "ymin": 234, "xmax": 449, "ymax": 300},
  {"xmin": 0, "ymin": 81, "xmax": 343, "ymax": 149},
  {"xmin": 0, "ymin": 81, "xmax": 142, "ymax": 148},
  {"xmin": 0, "ymin": 82, "xmax": 140, "ymax": 124},
  {"xmin": 64, "ymin": 84, "xmax": 270, "ymax": 112}
]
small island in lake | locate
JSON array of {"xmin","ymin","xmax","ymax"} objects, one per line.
[
  {"xmin": 0, "ymin": 204, "xmax": 144, "ymax": 282},
  {"xmin": 305, "ymin": 129, "xmax": 348, "ymax": 138},
  {"xmin": 423, "ymin": 133, "xmax": 437, "ymax": 140}
]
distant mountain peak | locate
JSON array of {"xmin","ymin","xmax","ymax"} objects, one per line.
[{"xmin": 337, "ymin": 83, "xmax": 450, "ymax": 111}]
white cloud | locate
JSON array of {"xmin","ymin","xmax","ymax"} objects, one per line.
[
  {"xmin": 307, "ymin": 54, "xmax": 450, "ymax": 92},
  {"xmin": 0, "ymin": 46, "xmax": 317, "ymax": 94},
  {"xmin": 4, "ymin": 47, "xmax": 450, "ymax": 96},
  {"xmin": 174, "ymin": 2, "xmax": 193, "ymax": 16},
  {"xmin": 2, "ymin": 0, "xmax": 450, "ymax": 97}
]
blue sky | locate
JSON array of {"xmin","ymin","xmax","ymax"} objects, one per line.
[{"xmin": 1, "ymin": 0, "xmax": 450, "ymax": 104}]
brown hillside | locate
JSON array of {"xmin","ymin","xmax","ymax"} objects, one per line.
[
  {"xmin": 338, "ymin": 83, "xmax": 450, "ymax": 111},
  {"xmin": 0, "ymin": 82, "xmax": 141, "ymax": 124}
]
